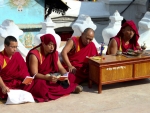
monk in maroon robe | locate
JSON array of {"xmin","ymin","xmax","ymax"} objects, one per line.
[
  {"xmin": 26, "ymin": 34, "xmax": 82, "ymax": 102},
  {"xmin": 107, "ymin": 20, "xmax": 140, "ymax": 55},
  {"xmin": 0, "ymin": 36, "xmax": 30, "ymax": 99},
  {"xmin": 61, "ymin": 28, "xmax": 98, "ymax": 83}
]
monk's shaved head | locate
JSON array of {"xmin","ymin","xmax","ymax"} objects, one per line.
[
  {"xmin": 83, "ymin": 28, "xmax": 95, "ymax": 34},
  {"xmin": 81, "ymin": 28, "xmax": 95, "ymax": 46}
]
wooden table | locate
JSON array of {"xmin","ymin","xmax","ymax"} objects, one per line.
[{"xmin": 88, "ymin": 52, "xmax": 150, "ymax": 93}]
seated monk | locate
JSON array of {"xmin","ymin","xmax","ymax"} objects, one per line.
[
  {"xmin": 106, "ymin": 20, "xmax": 140, "ymax": 55},
  {"xmin": 26, "ymin": 34, "xmax": 82, "ymax": 102},
  {"xmin": 61, "ymin": 28, "xmax": 98, "ymax": 83},
  {"xmin": 0, "ymin": 36, "xmax": 30, "ymax": 99}
]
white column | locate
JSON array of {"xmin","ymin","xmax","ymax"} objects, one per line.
[
  {"xmin": 138, "ymin": 11, "xmax": 150, "ymax": 50},
  {"xmin": 0, "ymin": 19, "xmax": 28, "ymax": 60},
  {"xmin": 102, "ymin": 10, "xmax": 123, "ymax": 45},
  {"xmin": 34, "ymin": 16, "xmax": 61, "ymax": 51},
  {"xmin": 72, "ymin": 14, "xmax": 100, "ymax": 48}
]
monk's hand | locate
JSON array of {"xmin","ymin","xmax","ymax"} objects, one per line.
[
  {"xmin": 49, "ymin": 75, "xmax": 58, "ymax": 83},
  {"xmin": 68, "ymin": 66, "xmax": 77, "ymax": 74},
  {"xmin": 136, "ymin": 46, "xmax": 142, "ymax": 50},
  {"xmin": 2, "ymin": 86, "xmax": 10, "ymax": 94}
]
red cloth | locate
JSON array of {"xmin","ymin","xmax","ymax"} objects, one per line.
[
  {"xmin": 26, "ymin": 34, "xmax": 78, "ymax": 102},
  {"xmin": 107, "ymin": 20, "xmax": 140, "ymax": 53},
  {"xmin": 26, "ymin": 34, "xmax": 58, "ymax": 74},
  {"xmin": 64, "ymin": 37, "xmax": 98, "ymax": 83},
  {"xmin": 26, "ymin": 45, "xmax": 59, "ymax": 74},
  {"xmin": 41, "ymin": 34, "xmax": 56, "ymax": 46},
  {"xmin": 0, "ymin": 52, "xmax": 30, "ymax": 99}
]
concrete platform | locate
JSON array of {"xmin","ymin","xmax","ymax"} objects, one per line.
[{"xmin": 1, "ymin": 79, "xmax": 150, "ymax": 113}]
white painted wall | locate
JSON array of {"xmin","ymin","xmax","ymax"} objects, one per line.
[
  {"xmin": 51, "ymin": 0, "xmax": 148, "ymax": 44},
  {"xmin": 0, "ymin": 0, "xmax": 149, "ymax": 58},
  {"xmin": 104, "ymin": 0, "xmax": 148, "ymax": 26}
]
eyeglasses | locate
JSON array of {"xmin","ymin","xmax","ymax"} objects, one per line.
[{"xmin": 9, "ymin": 46, "xmax": 18, "ymax": 49}]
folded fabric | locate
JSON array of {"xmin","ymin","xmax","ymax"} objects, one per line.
[{"xmin": 5, "ymin": 89, "xmax": 35, "ymax": 105}]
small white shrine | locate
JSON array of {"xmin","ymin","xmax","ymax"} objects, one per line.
[
  {"xmin": 72, "ymin": 14, "xmax": 100, "ymax": 49},
  {"xmin": 138, "ymin": 11, "xmax": 150, "ymax": 50},
  {"xmin": 102, "ymin": 10, "xmax": 123, "ymax": 45},
  {"xmin": 0, "ymin": 19, "xmax": 29, "ymax": 59},
  {"xmin": 34, "ymin": 16, "xmax": 61, "ymax": 50},
  {"xmin": 0, "ymin": 0, "xmax": 149, "ymax": 58}
]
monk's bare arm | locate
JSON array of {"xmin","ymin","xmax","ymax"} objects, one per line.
[
  {"xmin": 0, "ymin": 77, "xmax": 6, "ymax": 88},
  {"xmin": 61, "ymin": 39, "xmax": 77, "ymax": 73},
  {"xmin": 57, "ymin": 58, "xmax": 67, "ymax": 75},
  {"xmin": 0, "ymin": 77, "xmax": 10, "ymax": 94},
  {"xmin": 107, "ymin": 39, "xmax": 118, "ymax": 55},
  {"xmin": 29, "ymin": 54, "xmax": 56, "ymax": 81},
  {"xmin": 61, "ymin": 39, "xmax": 73, "ymax": 67}
]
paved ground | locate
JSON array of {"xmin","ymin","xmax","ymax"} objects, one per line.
[{"xmin": 1, "ymin": 79, "xmax": 150, "ymax": 113}]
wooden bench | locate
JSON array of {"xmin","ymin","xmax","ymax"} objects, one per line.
[{"xmin": 88, "ymin": 52, "xmax": 150, "ymax": 93}]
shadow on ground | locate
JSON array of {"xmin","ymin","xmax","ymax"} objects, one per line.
[
  {"xmin": 1, "ymin": 79, "xmax": 150, "ymax": 104},
  {"xmin": 0, "ymin": 99, "xmax": 6, "ymax": 104},
  {"xmin": 82, "ymin": 78, "xmax": 150, "ymax": 93}
]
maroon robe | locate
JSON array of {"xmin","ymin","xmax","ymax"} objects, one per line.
[
  {"xmin": 0, "ymin": 51, "xmax": 30, "ymax": 99},
  {"xmin": 63, "ymin": 37, "xmax": 98, "ymax": 83},
  {"xmin": 26, "ymin": 34, "xmax": 78, "ymax": 102},
  {"xmin": 106, "ymin": 20, "xmax": 140, "ymax": 54}
]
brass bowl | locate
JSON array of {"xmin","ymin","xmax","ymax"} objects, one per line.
[
  {"xmin": 116, "ymin": 50, "xmax": 122, "ymax": 56},
  {"xmin": 134, "ymin": 51, "xmax": 143, "ymax": 56}
]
